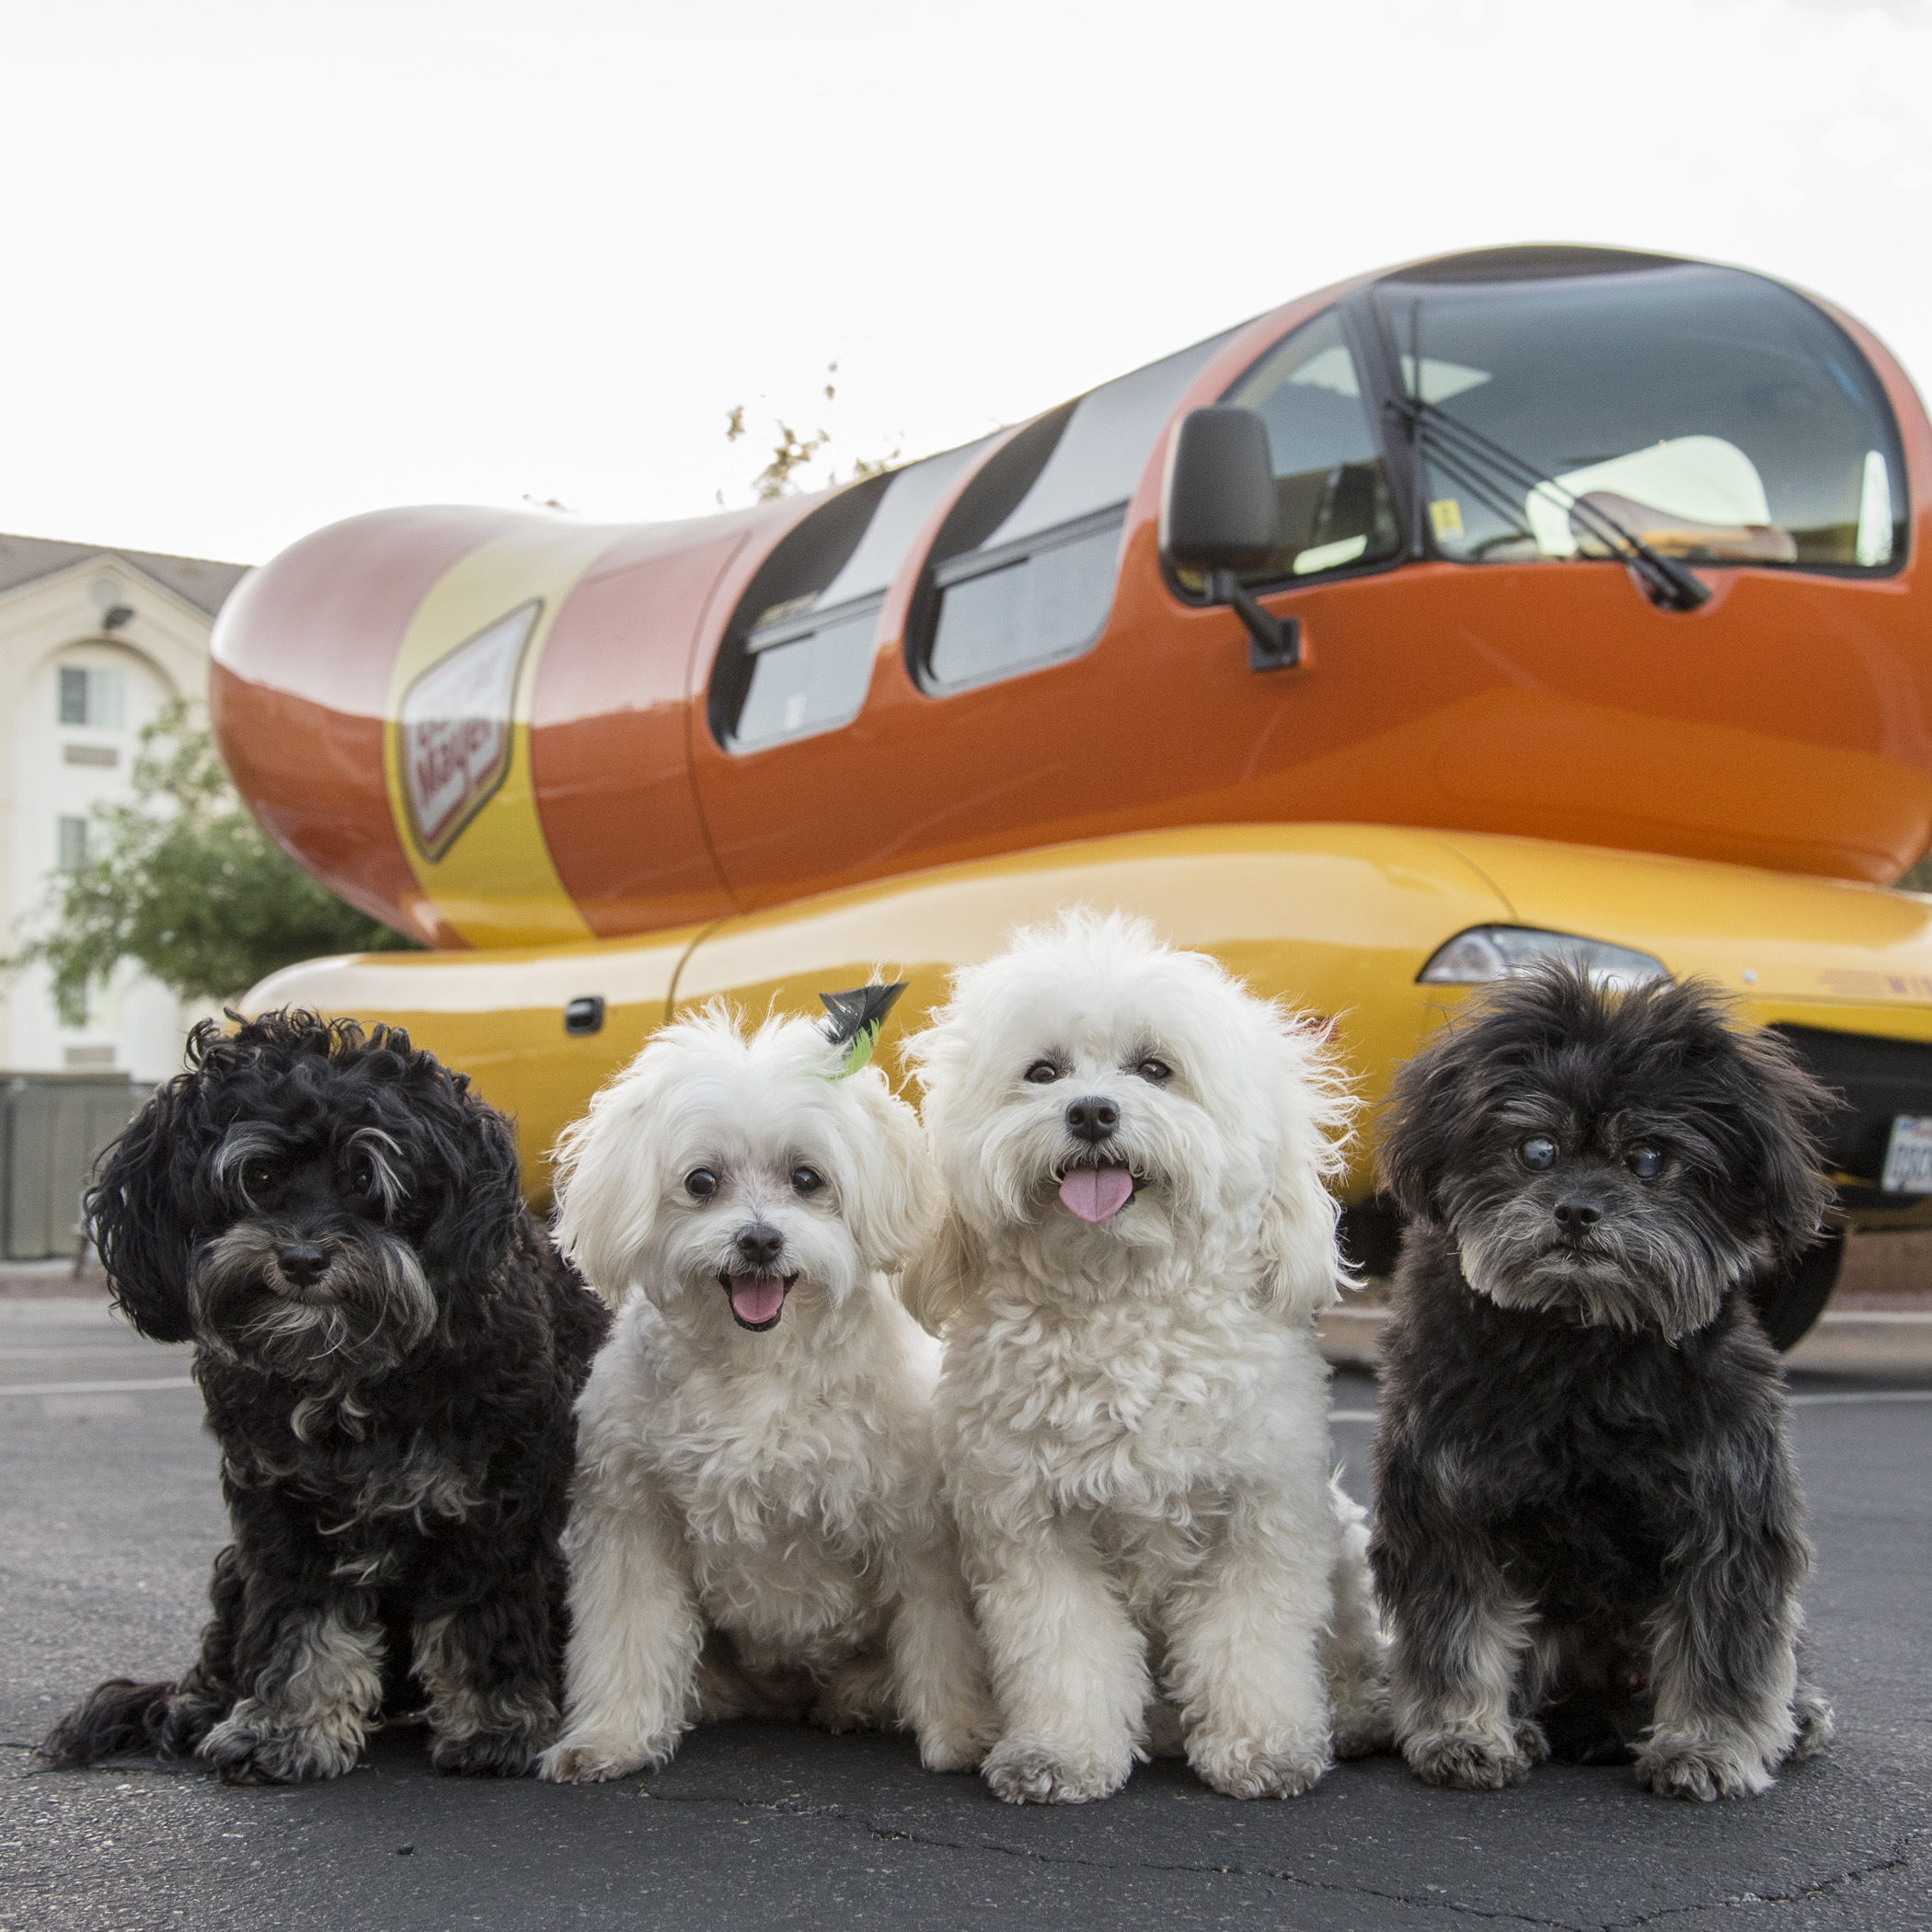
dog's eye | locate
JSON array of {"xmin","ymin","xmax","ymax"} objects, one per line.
[
  {"xmin": 1519, "ymin": 1136, "xmax": 1558, "ymax": 1171},
  {"xmin": 1135, "ymin": 1058, "xmax": 1172, "ymax": 1084},
  {"xmin": 349, "ymin": 1153, "xmax": 380, "ymax": 1199},
  {"xmin": 240, "ymin": 1157, "xmax": 274, "ymax": 1196},
  {"xmin": 684, "ymin": 1168, "xmax": 719, "ymax": 1200},
  {"xmin": 1024, "ymin": 1061, "xmax": 1062, "ymax": 1085},
  {"xmin": 791, "ymin": 1166, "xmax": 824, "ymax": 1196},
  {"xmin": 1626, "ymin": 1146, "xmax": 1663, "ymax": 1180}
]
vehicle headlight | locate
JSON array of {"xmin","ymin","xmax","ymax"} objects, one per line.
[{"xmin": 1417, "ymin": 926, "xmax": 1666, "ymax": 990}]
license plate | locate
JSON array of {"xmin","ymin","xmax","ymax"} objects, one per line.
[{"xmin": 1881, "ymin": 1115, "xmax": 1932, "ymax": 1195}]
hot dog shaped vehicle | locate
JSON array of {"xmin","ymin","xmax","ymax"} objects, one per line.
[{"xmin": 219, "ymin": 244, "xmax": 1932, "ymax": 1345}]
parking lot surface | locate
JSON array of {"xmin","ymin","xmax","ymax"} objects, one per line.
[{"xmin": 4, "ymin": 1297, "xmax": 1928, "ymax": 1930}]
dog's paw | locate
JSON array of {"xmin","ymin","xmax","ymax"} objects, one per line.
[
  {"xmin": 806, "ymin": 1703, "xmax": 869, "ymax": 1738},
  {"xmin": 1405, "ymin": 1729, "xmax": 1531, "ymax": 1791},
  {"xmin": 198, "ymin": 1707, "xmax": 361, "ymax": 1784},
  {"xmin": 983, "ymin": 1738, "xmax": 1130, "ymax": 1805},
  {"xmin": 1188, "ymin": 1730, "xmax": 1330, "ymax": 1800},
  {"xmin": 917, "ymin": 1720, "xmax": 995, "ymax": 1775},
  {"xmin": 914, "ymin": 1689, "xmax": 1002, "ymax": 1773},
  {"xmin": 1635, "ymin": 1735, "xmax": 1775, "ymax": 1802},
  {"xmin": 537, "ymin": 1731, "xmax": 670, "ymax": 1783},
  {"xmin": 1788, "ymin": 1686, "xmax": 1834, "ymax": 1764},
  {"xmin": 1330, "ymin": 1679, "xmax": 1396, "ymax": 1760},
  {"xmin": 807, "ymin": 1658, "xmax": 893, "ymax": 1738},
  {"xmin": 431, "ymin": 1728, "xmax": 543, "ymax": 1777},
  {"xmin": 1332, "ymin": 1711, "xmax": 1395, "ymax": 1760},
  {"xmin": 1514, "ymin": 1717, "xmax": 1552, "ymax": 1765},
  {"xmin": 1144, "ymin": 1696, "xmax": 1188, "ymax": 1760}
]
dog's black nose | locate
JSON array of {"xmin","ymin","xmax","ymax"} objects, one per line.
[
  {"xmin": 1065, "ymin": 1097, "xmax": 1119, "ymax": 1143},
  {"xmin": 1553, "ymin": 1196, "xmax": 1603, "ymax": 1234},
  {"xmin": 275, "ymin": 1242, "xmax": 328, "ymax": 1287},
  {"xmin": 733, "ymin": 1224, "xmax": 785, "ymax": 1270}
]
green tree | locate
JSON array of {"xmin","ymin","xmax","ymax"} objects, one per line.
[{"xmin": 11, "ymin": 699, "xmax": 416, "ymax": 1024}]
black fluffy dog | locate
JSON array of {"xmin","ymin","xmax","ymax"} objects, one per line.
[
  {"xmin": 42, "ymin": 1012, "xmax": 610, "ymax": 1782},
  {"xmin": 1370, "ymin": 966, "xmax": 1836, "ymax": 1801}
]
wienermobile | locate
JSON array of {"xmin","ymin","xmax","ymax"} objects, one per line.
[{"xmin": 218, "ymin": 244, "xmax": 1932, "ymax": 1346}]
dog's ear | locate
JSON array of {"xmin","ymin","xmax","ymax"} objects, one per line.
[
  {"xmin": 1724, "ymin": 1018, "xmax": 1839, "ymax": 1271},
  {"xmin": 838, "ymin": 1067, "xmax": 937, "ymax": 1276},
  {"xmin": 1375, "ymin": 1013, "xmax": 1487, "ymax": 1224},
  {"xmin": 901, "ymin": 1207, "xmax": 981, "ymax": 1337},
  {"xmin": 422, "ymin": 1084, "xmax": 527, "ymax": 1290},
  {"xmin": 1621, "ymin": 976, "xmax": 1837, "ymax": 1276},
  {"xmin": 86, "ymin": 1055, "xmax": 209, "ymax": 1344},
  {"xmin": 549, "ymin": 1066, "xmax": 662, "ymax": 1309},
  {"xmin": 1254, "ymin": 1147, "xmax": 1346, "ymax": 1324},
  {"xmin": 1252, "ymin": 1017, "xmax": 1353, "ymax": 1324}
]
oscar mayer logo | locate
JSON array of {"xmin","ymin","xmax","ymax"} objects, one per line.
[{"xmin": 399, "ymin": 600, "xmax": 542, "ymax": 861}]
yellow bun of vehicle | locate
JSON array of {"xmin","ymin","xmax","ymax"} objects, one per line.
[{"xmin": 247, "ymin": 820, "xmax": 1932, "ymax": 1347}]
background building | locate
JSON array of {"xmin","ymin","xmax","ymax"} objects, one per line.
[{"xmin": 0, "ymin": 533, "xmax": 248, "ymax": 1085}]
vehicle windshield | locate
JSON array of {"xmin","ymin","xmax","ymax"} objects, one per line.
[{"xmin": 1372, "ymin": 251, "xmax": 1908, "ymax": 574}]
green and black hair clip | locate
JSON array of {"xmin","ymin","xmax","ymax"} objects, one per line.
[{"xmin": 818, "ymin": 982, "xmax": 908, "ymax": 1079}]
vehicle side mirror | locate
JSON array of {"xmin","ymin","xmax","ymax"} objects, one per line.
[
  {"xmin": 1161, "ymin": 407, "xmax": 1277, "ymax": 570},
  {"xmin": 1160, "ymin": 407, "xmax": 1301, "ymax": 671}
]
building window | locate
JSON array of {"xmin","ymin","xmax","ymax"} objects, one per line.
[
  {"xmin": 58, "ymin": 816, "xmax": 88, "ymax": 873},
  {"xmin": 59, "ymin": 666, "xmax": 125, "ymax": 728}
]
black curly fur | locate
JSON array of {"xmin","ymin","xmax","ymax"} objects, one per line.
[
  {"xmin": 40, "ymin": 1010, "xmax": 610, "ymax": 1783},
  {"xmin": 1370, "ymin": 968, "xmax": 1836, "ymax": 1797}
]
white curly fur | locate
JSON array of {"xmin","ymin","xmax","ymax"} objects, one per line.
[
  {"xmin": 903, "ymin": 912, "xmax": 1390, "ymax": 1803},
  {"xmin": 539, "ymin": 1004, "xmax": 996, "ymax": 1783}
]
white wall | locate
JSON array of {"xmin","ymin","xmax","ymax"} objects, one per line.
[{"xmin": 0, "ymin": 558, "xmax": 214, "ymax": 1084}]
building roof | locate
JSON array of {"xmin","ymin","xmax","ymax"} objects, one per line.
[{"xmin": 0, "ymin": 532, "xmax": 250, "ymax": 618}]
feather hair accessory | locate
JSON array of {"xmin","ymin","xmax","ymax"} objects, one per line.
[{"xmin": 818, "ymin": 983, "xmax": 908, "ymax": 1079}]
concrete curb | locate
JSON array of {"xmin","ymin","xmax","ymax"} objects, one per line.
[
  {"xmin": 0, "ymin": 1297, "xmax": 122, "ymax": 1325},
  {"xmin": 7, "ymin": 1292, "xmax": 1926, "ymax": 1377},
  {"xmin": 1316, "ymin": 1302, "xmax": 1932, "ymax": 1374}
]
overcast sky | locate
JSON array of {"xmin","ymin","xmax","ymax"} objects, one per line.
[{"xmin": 5, "ymin": 0, "xmax": 1931, "ymax": 567}]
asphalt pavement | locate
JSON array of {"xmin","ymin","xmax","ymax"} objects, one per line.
[{"xmin": 4, "ymin": 1296, "xmax": 1929, "ymax": 1931}]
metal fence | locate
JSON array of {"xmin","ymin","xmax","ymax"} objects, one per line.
[{"xmin": 0, "ymin": 1073, "xmax": 144, "ymax": 1261}]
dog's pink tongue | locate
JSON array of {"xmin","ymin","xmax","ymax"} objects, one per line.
[
  {"xmin": 1059, "ymin": 1166, "xmax": 1133, "ymax": 1224},
  {"xmin": 730, "ymin": 1274, "xmax": 787, "ymax": 1325}
]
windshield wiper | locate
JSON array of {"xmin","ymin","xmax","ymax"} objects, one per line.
[{"xmin": 1387, "ymin": 390, "xmax": 1710, "ymax": 612}]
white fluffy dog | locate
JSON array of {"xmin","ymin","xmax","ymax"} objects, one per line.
[
  {"xmin": 903, "ymin": 913, "xmax": 1389, "ymax": 1804},
  {"xmin": 538, "ymin": 1002, "xmax": 995, "ymax": 1782}
]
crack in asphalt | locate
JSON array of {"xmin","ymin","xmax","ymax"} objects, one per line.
[
  {"xmin": 633, "ymin": 1787, "xmax": 1589, "ymax": 1926},
  {"xmin": 1604, "ymin": 1825, "xmax": 1924, "ymax": 1928}
]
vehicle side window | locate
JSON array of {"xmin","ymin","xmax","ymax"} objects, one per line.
[
  {"xmin": 926, "ymin": 506, "xmax": 1123, "ymax": 692},
  {"xmin": 1219, "ymin": 309, "xmax": 1400, "ymax": 583},
  {"xmin": 731, "ymin": 603, "xmax": 881, "ymax": 749},
  {"xmin": 710, "ymin": 439, "xmax": 986, "ymax": 753},
  {"xmin": 913, "ymin": 328, "xmax": 1239, "ymax": 694}
]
